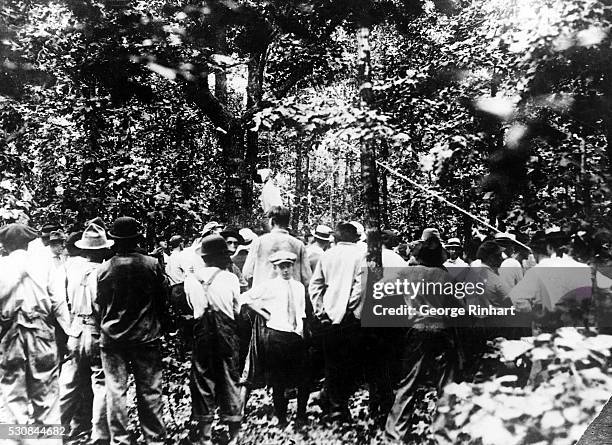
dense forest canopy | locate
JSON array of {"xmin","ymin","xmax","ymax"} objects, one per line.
[{"xmin": 2, "ymin": 0, "xmax": 612, "ymax": 246}]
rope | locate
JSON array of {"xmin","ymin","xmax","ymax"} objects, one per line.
[{"xmin": 376, "ymin": 160, "xmax": 532, "ymax": 252}]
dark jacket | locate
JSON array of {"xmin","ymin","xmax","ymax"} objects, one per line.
[{"xmin": 96, "ymin": 251, "xmax": 169, "ymax": 347}]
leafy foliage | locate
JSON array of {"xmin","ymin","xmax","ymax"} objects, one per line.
[{"xmin": 435, "ymin": 328, "xmax": 612, "ymax": 445}]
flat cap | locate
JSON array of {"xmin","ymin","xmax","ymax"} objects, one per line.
[
  {"xmin": 0, "ymin": 223, "xmax": 38, "ymax": 247},
  {"xmin": 268, "ymin": 250, "xmax": 297, "ymax": 265}
]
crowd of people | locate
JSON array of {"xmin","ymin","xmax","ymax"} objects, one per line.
[{"xmin": 0, "ymin": 205, "xmax": 605, "ymax": 445}]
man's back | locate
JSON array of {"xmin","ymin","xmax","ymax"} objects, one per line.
[
  {"xmin": 242, "ymin": 228, "xmax": 311, "ymax": 287},
  {"xmin": 309, "ymin": 242, "xmax": 364, "ymax": 324},
  {"xmin": 97, "ymin": 252, "xmax": 168, "ymax": 346}
]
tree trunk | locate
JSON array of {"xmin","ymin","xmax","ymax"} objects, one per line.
[
  {"xmin": 219, "ymin": 122, "xmax": 246, "ymax": 225},
  {"xmin": 293, "ymin": 140, "xmax": 302, "ymax": 233},
  {"xmin": 303, "ymin": 145, "xmax": 310, "ymax": 225},
  {"xmin": 380, "ymin": 140, "xmax": 390, "ymax": 228},
  {"xmin": 215, "ymin": 26, "xmax": 228, "ymax": 105},
  {"xmin": 356, "ymin": 25, "xmax": 383, "ymax": 278},
  {"xmin": 244, "ymin": 50, "xmax": 267, "ymax": 222}
]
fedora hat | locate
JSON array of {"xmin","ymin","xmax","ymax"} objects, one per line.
[
  {"xmin": 312, "ymin": 225, "xmax": 332, "ymax": 241},
  {"xmin": 195, "ymin": 234, "xmax": 229, "ymax": 257},
  {"xmin": 109, "ymin": 217, "xmax": 141, "ymax": 239},
  {"xmin": 220, "ymin": 227, "xmax": 245, "ymax": 245},
  {"xmin": 48, "ymin": 230, "xmax": 67, "ymax": 244},
  {"xmin": 201, "ymin": 221, "xmax": 223, "ymax": 237},
  {"xmin": 86, "ymin": 217, "xmax": 107, "ymax": 230},
  {"xmin": 41, "ymin": 222, "xmax": 61, "ymax": 235},
  {"xmin": 76, "ymin": 223, "xmax": 114, "ymax": 250}
]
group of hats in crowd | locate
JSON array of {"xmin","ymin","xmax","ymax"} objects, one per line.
[{"xmin": 0, "ymin": 216, "xmax": 149, "ymax": 254}]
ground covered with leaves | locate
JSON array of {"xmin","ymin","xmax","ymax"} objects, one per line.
[
  {"xmin": 121, "ymin": 330, "xmax": 437, "ymax": 445},
  {"xmin": 123, "ymin": 327, "xmax": 612, "ymax": 445}
]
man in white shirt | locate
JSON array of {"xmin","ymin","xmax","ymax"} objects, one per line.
[
  {"xmin": 510, "ymin": 229, "xmax": 591, "ymax": 315},
  {"xmin": 309, "ymin": 222, "xmax": 364, "ymax": 421},
  {"xmin": 240, "ymin": 251, "xmax": 309, "ymax": 425},
  {"xmin": 60, "ymin": 223, "xmax": 112, "ymax": 445},
  {"xmin": 443, "ymin": 237, "xmax": 468, "ymax": 279},
  {"xmin": 183, "ymin": 234, "xmax": 242, "ymax": 445},
  {"xmin": 495, "ymin": 232, "xmax": 524, "ymax": 289},
  {"xmin": 0, "ymin": 224, "xmax": 70, "ymax": 433}
]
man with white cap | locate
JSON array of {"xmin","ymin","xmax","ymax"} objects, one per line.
[
  {"xmin": 443, "ymin": 237, "xmax": 468, "ymax": 280},
  {"xmin": 443, "ymin": 238, "xmax": 467, "ymax": 267},
  {"xmin": 495, "ymin": 232, "xmax": 524, "ymax": 289},
  {"xmin": 307, "ymin": 224, "xmax": 333, "ymax": 271},
  {"xmin": 60, "ymin": 223, "xmax": 112, "ymax": 445},
  {"xmin": 240, "ymin": 250, "xmax": 309, "ymax": 425}
]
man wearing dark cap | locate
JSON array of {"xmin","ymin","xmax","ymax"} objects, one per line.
[
  {"xmin": 183, "ymin": 234, "xmax": 242, "ymax": 445},
  {"xmin": 96, "ymin": 217, "xmax": 168, "ymax": 445},
  {"xmin": 0, "ymin": 223, "xmax": 70, "ymax": 428},
  {"xmin": 309, "ymin": 221, "xmax": 365, "ymax": 421}
]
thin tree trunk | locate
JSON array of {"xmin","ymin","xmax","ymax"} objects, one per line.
[
  {"xmin": 294, "ymin": 140, "xmax": 302, "ymax": 233},
  {"xmin": 303, "ymin": 145, "xmax": 310, "ymax": 225},
  {"xmin": 380, "ymin": 140, "xmax": 390, "ymax": 228},
  {"xmin": 244, "ymin": 50, "xmax": 267, "ymax": 222},
  {"xmin": 356, "ymin": 25, "xmax": 382, "ymax": 277},
  {"xmin": 215, "ymin": 26, "xmax": 228, "ymax": 105}
]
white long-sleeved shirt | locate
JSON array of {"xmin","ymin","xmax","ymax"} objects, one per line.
[
  {"xmin": 0, "ymin": 249, "xmax": 70, "ymax": 334},
  {"xmin": 240, "ymin": 277, "xmax": 306, "ymax": 336},
  {"xmin": 309, "ymin": 242, "xmax": 364, "ymax": 324},
  {"xmin": 499, "ymin": 257, "xmax": 524, "ymax": 289},
  {"xmin": 509, "ymin": 256, "xmax": 591, "ymax": 311},
  {"xmin": 165, "ymin": 249, "xmax": 189, "ymax": 285}
]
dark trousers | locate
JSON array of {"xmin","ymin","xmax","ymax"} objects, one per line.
[
  {"xmin": 101, "ymin": 342, "xmax": 166, "ymax": 445},
  {"xmin": 190, "ymin": 310, "xmax": 242, "ymax": 425},
  {"xmin": 321, "ymin": 314, "xmax": 362, "ymax": 421},
  {"xmin": 385, "ymin": 328, "xmax": 453, "ymax": 442},
  {"xmin": 362, "ymin": 328, "xmax": 400, "ymax": 426},
  {"xmin": 265, "ymin": 328, "xmax": 309, "ymax": 419}
]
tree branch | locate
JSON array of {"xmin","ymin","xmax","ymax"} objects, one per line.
[{"xmin": 182, "ymin": 77, "xmax": 237, "ymax": 130}]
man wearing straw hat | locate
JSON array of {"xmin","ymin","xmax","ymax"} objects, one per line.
[
  {"xmin": 60, "ymin": 223, "xmax": 113, "ymax": 445},
  {"xmin": 307, "ymin": 224, "xmax": 332, "ymax": 271}
]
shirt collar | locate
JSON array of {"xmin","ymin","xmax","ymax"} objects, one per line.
[{"xmin": 271, "ymin": 228, "xmax": 289, "ymax": 234}]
